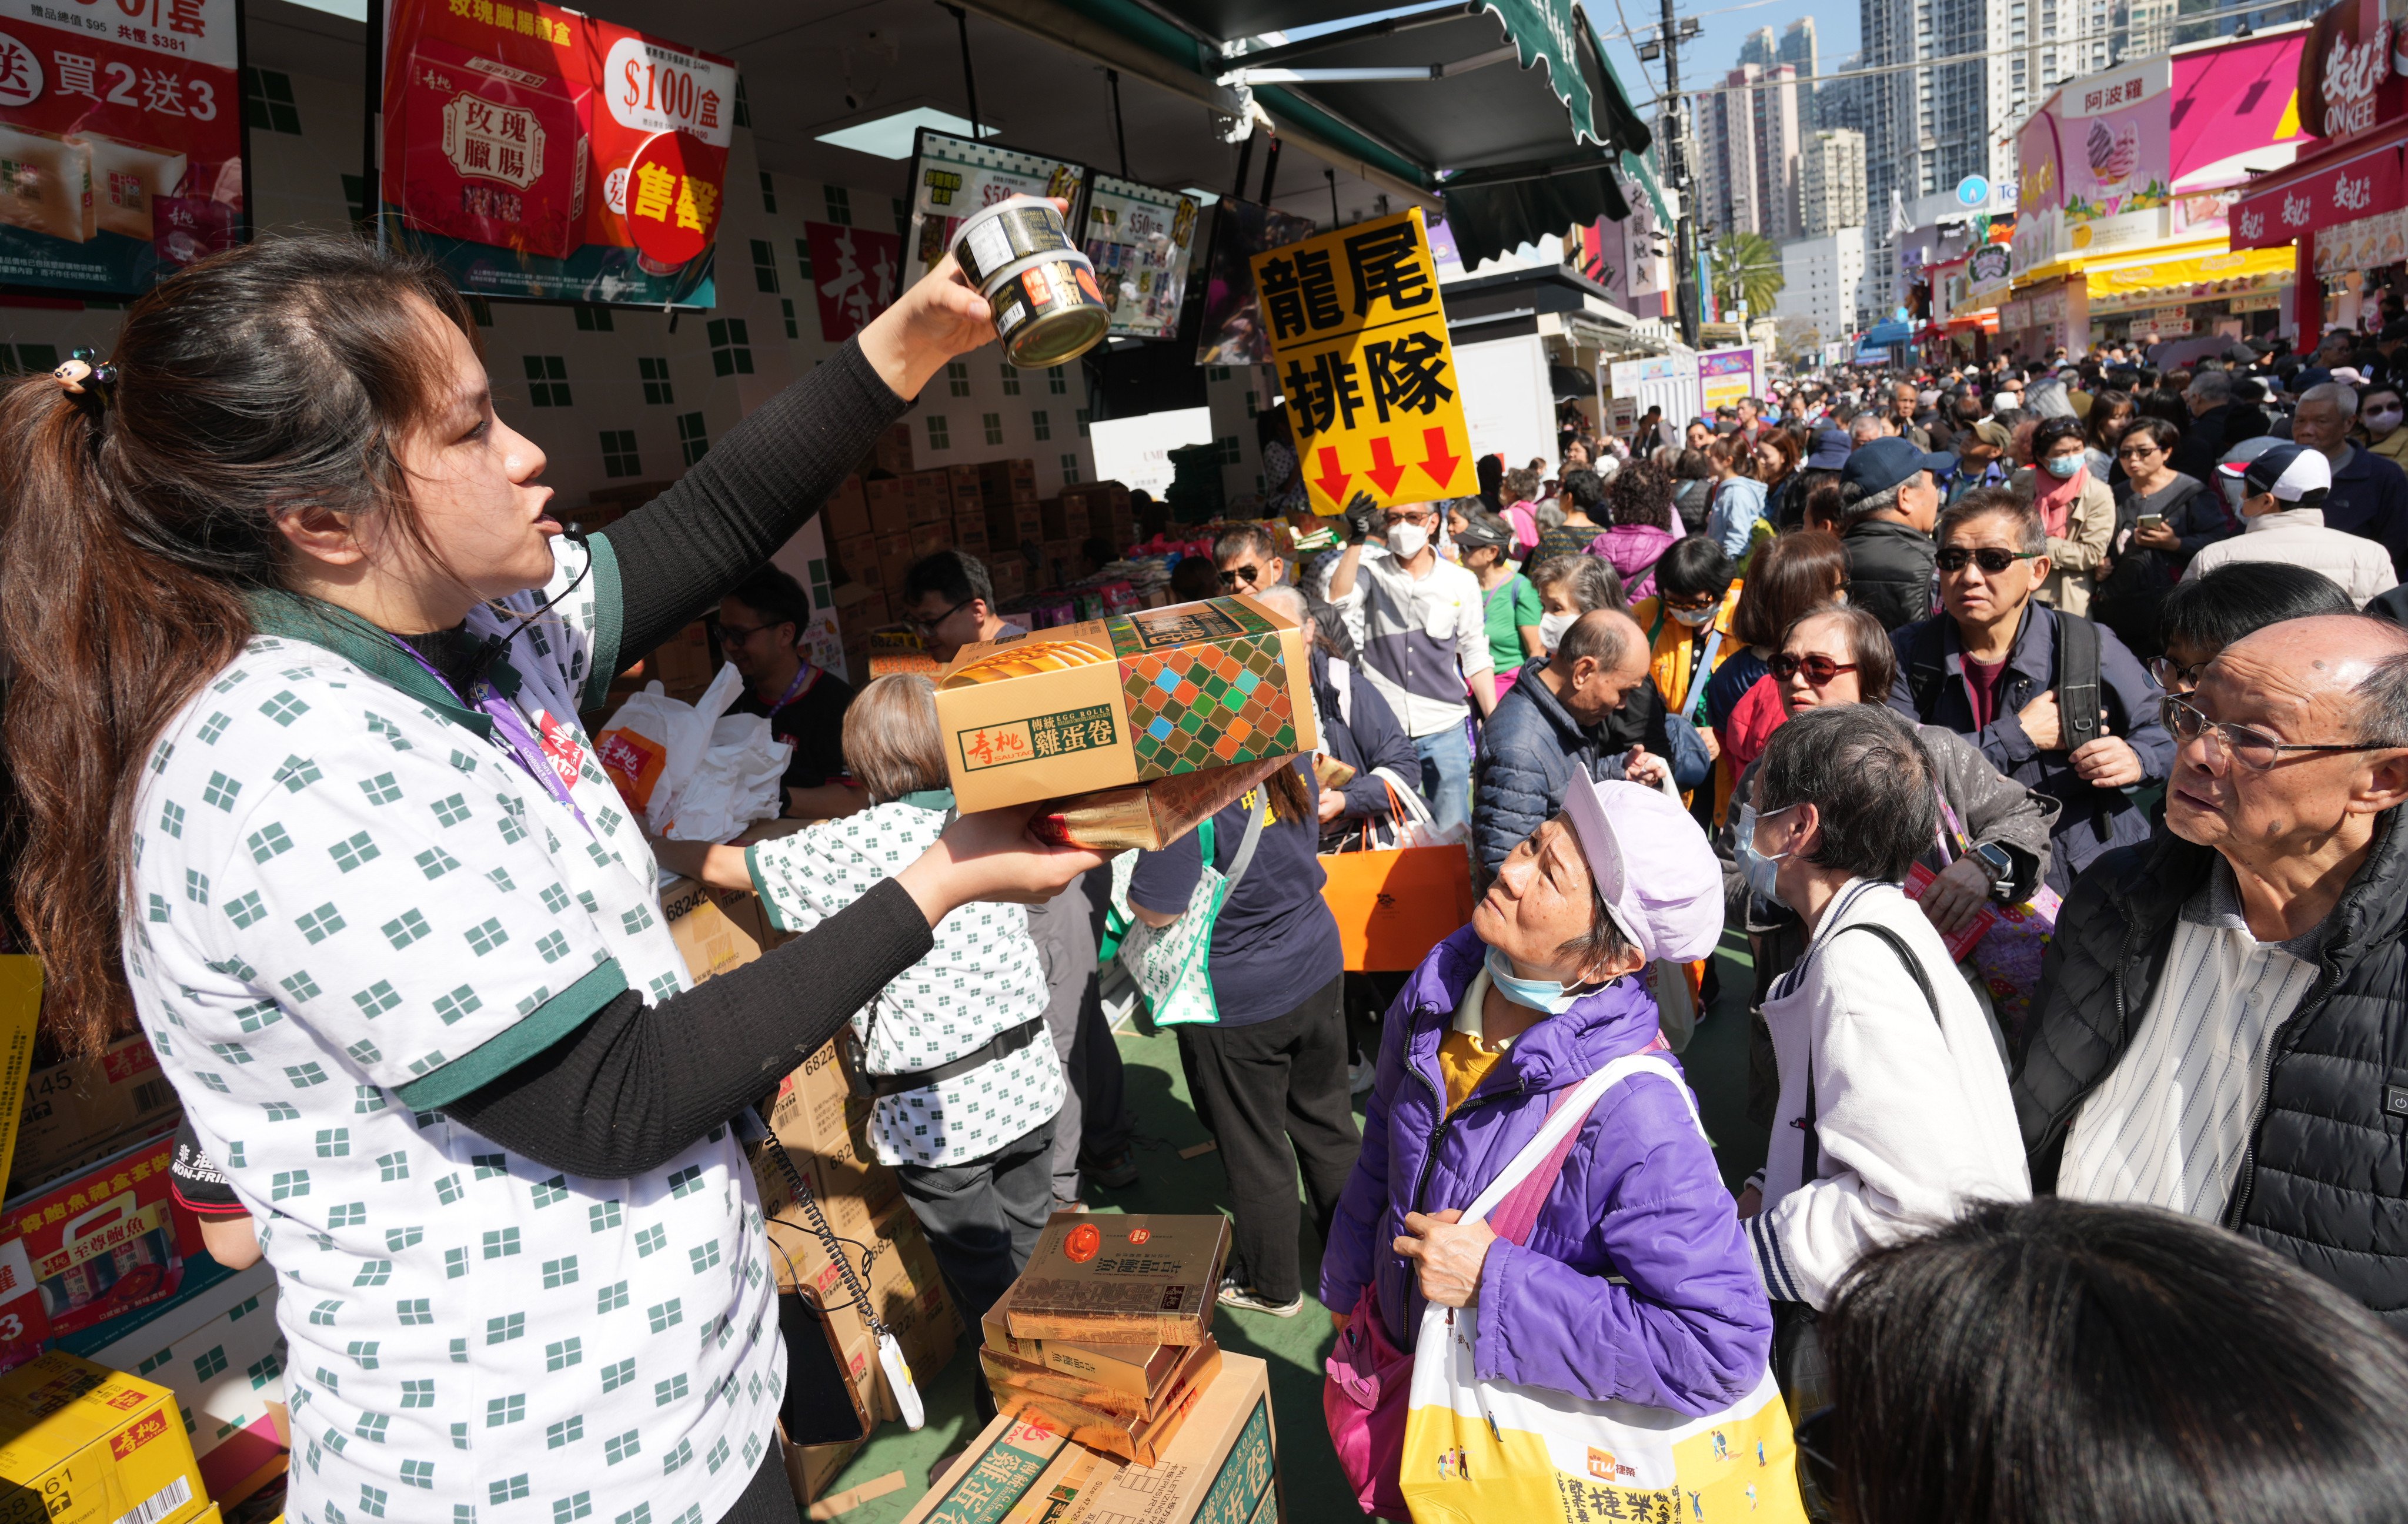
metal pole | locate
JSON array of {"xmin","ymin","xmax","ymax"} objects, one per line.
[
  {"xmin": 1325, "ymin": 166, "xmax": 1340, "ymax": 228},
  {"xmin": 1107, "ymin": 69, "xmax": 1130, "ymax": 179},
  {"xmin": 1261, "ymin": 136, "xmax": 1282, "ymax": 206},
  {"xmin": 948, "ymin": 5, "xmax": 983, "ymax": 138},
  {"xmin": 1660, "ymin": 0, "xmax": 1701, "ymax": 347}
]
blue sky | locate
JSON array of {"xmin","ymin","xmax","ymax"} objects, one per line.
[{"xmin": 1592, "ymin": 0, "xmax": 1865, "ymax": 119}]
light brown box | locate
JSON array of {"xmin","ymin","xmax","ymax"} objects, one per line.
[
  {"xmin": 661, "ymin": 876, "xmax": 763, "ymax": 984},
  {"xmin": 1038, "ymin": 497, "xmax": 1074, "ymax": 541},
  {"xmin": 643, "ymin": 620, "xmax": 715, "ymax": 695},
  {"xmin": 898, "ymin": 1353, "xmax": 1277, "ymax": 1524},
  {"xmin": 951, "ymin": 518, "xmax": 990, "ymax": 554},
  {"xmin": 909, "ymin": 520, "xmax": 954, "ymax": 557},
  {"xmin": 823, "ymin": 476, "xmax": 870, "ymax": 541},
  {"xmin": 871, "ymin": 423, "xmax": 914, "ymax": 476},
  {"xmin": 782, "ymin": 1436, "xmax": 857, "ymax": 1507},
  {"xmin": 9, "ymin": 1030, "xmax": 176, "ymax": 1196},
  {"xmin": 989, "ymin": 559, "xmax": 1026, "ymax": 600},
  {"xmin": 833, "ymin": 532, "xmax": 876, "ymax": 578},
  {"xmin": 877, "ymin": 545, "xmax": 918, "ymax": 598},
  {"xmin": 980, "ymin": 1289, "xmax": 1190, "ymax": 1408},
  {"xmin": 1003, "ymin": 1213, "xmax": 1231, "ymax": 1346},
  {"xmin": 986, "ymin": 1339, "xmax": 1219, "ymax": 1462},
  {"xmin": 906, "ymin": 472, "xmax": 950, "ymax": 526},
  {"xmin": 933, "ymin": 595, "xmax": 1315, "ymax": 814},
  {"xmin": 863, "ymin": 477, "xmax": 911, "ymax": 533}
]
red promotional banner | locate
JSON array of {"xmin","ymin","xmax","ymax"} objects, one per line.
[
  {"xmin": 2229, "ymin": 142, "xmax": 2403, "ymax": 248},
  {"xmin": 804, "ymin": 220, "xmax": 898, "ymax": 342},
  {"xmin": 0, "ymin": 0, "xmax": 246, "ymax": 295},
  {"xmin": 379, "ymin": 0, "xmax": 735, "ymax": 307}
]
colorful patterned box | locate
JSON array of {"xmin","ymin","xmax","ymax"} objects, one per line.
[{"xmin": 933, "ymin": 595, "xmax": 1315, "ymax": 814}]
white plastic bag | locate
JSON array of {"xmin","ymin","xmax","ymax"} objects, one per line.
[
  {"xmin": 663, "ymin": 711, "xmax": 792, "ymax": 841},
  {"xmin": 595, "ymin": 664, "xmax": 755, "ymax": 834}
]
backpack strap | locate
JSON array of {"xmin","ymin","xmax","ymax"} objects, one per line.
[
  {"xmin": 2054, "ymin": 609, "xmax": 2101, "ymax": 752},
  {"xmin": 1905, "ymin": 619, "xmax": 1949, "ymax": 722},
  {"xmin": 1798, "ymin": 921, "xmax": 1941, "ymax": 1186}
]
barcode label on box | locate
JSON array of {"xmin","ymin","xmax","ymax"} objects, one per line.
[{"xmin": 113, "ymin": 1475, "xmax": 191, "ymax": 1524}]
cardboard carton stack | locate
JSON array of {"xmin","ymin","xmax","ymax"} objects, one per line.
[
  {"xmin": 903, "ymin": 1212, "xmax": 1279, "ymax": 1524},
  {"xmin": 0, "ymin": 1353, "xmax": 218, "ymax": 1524}
]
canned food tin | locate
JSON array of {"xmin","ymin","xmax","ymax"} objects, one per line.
[
  {"xmin": 950, "ymin": 195, "xmax": 1078, "ymax": 288},
  {"xmin": 984, "ymin": 250, "xmax": 1111, "ymax": 369}
]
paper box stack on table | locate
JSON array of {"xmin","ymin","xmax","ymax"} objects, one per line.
[
  {"xmin": 974, "ymin": 1212, "xmax": 1231, "ymax": 1466},
  {"xmin": 933, "ymin": 595, "xmax": 1314, "ymax": 850}
]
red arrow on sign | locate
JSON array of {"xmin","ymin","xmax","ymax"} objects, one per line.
[
  {"xmin": 1312, "ymin": 447, "xmax": 1351, "ymax": 504},
  {"xmin": 1364, "ymin": 436, "xmax": 1411, "ymax": 495},
  {"xmin": 1417, "ymin": 427, "xmax": 1463, "ymax": 490}
]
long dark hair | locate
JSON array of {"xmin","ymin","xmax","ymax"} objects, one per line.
[
  {"xmin": 1824, "ymin": 1198, "xmax": 2408, "ymax": 1524},
  {"xmin": 0, "ymin": 238, "xmax": 475, "ymax": 1051}
]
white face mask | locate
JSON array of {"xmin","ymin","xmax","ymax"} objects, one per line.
[
  {"xmin": 1388, "ymin": 522, "xmax": 1430, "ymax": 560},
  {"xmin": 2044, "ymin": 454, "xmax": 2083, "ymax": 479},
  {"xmin": 1538, "ymin": 610, "xmax": 1577, "ymax": 651},
  {"xmin": 1669, "ymin": 603, "xmax": 1715, "ymax": 627},
  {"xmin": 2370, "ymin": 407, "xmax": 2404, "ymax": 435},
  {"xmin": 1736, "ymin": 801, "xmax": 1801, "ymax": 903}
]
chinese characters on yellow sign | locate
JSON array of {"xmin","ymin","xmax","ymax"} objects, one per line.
[{"xmin": 1249, "ymin": 208, "xmax": 1472, "ymax": 515}]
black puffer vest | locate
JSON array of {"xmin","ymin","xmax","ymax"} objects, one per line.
[{"xmin": 2014, "ymin": 812, "xmax": 2408, "ymax": 1326}]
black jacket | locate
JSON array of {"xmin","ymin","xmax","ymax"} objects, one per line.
[
  {"xmin": 2015, "ymin": 815, "xmax": 2408, "ymax": 1326},
  {"xmin": 1471, "ymin": 657, "xmax": 1671, "ymax": 877},
  {"xmin": 1842, "ymin": 517, "xmax": 1937, "ymax": 633},
  {"xmin": 1310, "ymin": 649, "xmax": 1416, "ymax": 822}
]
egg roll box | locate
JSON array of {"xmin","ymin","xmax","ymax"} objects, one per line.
[{"xmin": 933, "ymin": 596, "xmax": 1315, "ymax": 814}]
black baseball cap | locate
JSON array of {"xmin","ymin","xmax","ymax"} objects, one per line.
[{"xmin": 1841, "ymin": 436, "xmax": 1956, "ymax": 497}]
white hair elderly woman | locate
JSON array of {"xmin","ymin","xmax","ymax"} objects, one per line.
[{"xmin": 661, "ymin": 676, "xmax": 1060, "ymax": 1406}]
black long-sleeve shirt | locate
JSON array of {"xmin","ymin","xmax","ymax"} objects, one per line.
[{"xmin": 415, "ymin": 340, "xmax": 927, "ymax": 1178}]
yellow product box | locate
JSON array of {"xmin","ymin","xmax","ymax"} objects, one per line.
[
  {"xmin": 0, "ymin": 1352, "xmax": 209, "ymax": 1524},
  {"xmin": 933, "ymin": 596, "xmax": 1315, "ymax": 814}
]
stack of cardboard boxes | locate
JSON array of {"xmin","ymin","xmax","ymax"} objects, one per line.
[{"xmin": 898, "ymin": 1212, "xmax": 1281, "ymax": 1524}]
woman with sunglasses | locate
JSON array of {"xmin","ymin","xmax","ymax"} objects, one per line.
[{"xmin": 1729, "ymin": 603, "xmax": 2055, "ymax": 1127}]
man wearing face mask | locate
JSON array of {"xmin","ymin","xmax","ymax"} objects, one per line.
[
  {"xmin": 2183, "ymin": 442, "xmax": 2397, "ymax": 606},
  {"xmin": 1471, "ymin": 609, "xmax": 1674, "ymax": 881},
  {"xmin": 1328, "ymin": 496, "xmax": 1499, "ymax": 835},
  {"xmin": 2291, "ymin": 383, "xmax": 2408, "ymax": 578}
]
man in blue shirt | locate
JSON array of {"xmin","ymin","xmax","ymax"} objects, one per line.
[{"xmin": 2294, "ymin": 382, "xmax": 2408, "ymax": 577}]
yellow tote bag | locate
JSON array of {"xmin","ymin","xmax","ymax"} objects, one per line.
[{"xmin": 1398, "ymin": 1053, "xmax": 1808, "ymax": 1524}]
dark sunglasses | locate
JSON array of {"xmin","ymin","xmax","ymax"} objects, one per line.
[
  {"xmin": 2116, "ymin": 442, "xmax": 2161, "ymax": 459},
  {"xmin": 1218, "ymin": 563, "xmax": 1265, "ymax": 589},
  {"xmin": 1935, "ymin": 546, "xmax": 2042, "ymax": 574},
  {"xmin": 1769, "ymin": 652, "xmax": 1858, "ymax": 685}
]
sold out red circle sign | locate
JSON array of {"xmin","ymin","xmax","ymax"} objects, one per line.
[{"xmin": 620, "ymin": 130, "xmax": 722, "ymax": 268}]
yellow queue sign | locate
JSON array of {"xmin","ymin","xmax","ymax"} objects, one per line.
[{"xmin": 1249, "ymin": 207, "xmax": 1474, "ymax": 515}]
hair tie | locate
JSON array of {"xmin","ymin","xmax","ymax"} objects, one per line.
[{"xmin": 52, "ymin": 348, "xmax": 116, "ymax": 403}]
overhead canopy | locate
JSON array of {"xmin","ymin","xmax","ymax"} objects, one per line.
[{"xmin": 960, "ymin": 0, "xmax": 1651, "ymax": 252}]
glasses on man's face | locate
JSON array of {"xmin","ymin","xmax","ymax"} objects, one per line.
[
  {"xmin": 709, "ymin": 621, "xmax": 770, "ymax": 646},
  {"xmin": 1385, "ymin": 512, "xmax": 1434, "ymax": 530},
  {"xmin": 1936, "ymin": 546, "xmax": 2042, "ymax": 575},
  {"xmin": 905, "ymin": 596, "xmax": 973, "ymax": 634},
  {"xmin": 2161, "ymin": 692, "xmax": 2396, "ymax": 773},
  {"xmin": 1218, "ymin": 563, "xmax": 1264, "ymax": 589},
  {"xmin": 1769, "ymin": 651, "xmax": 1858, "ymax": 686},
  {"xmin": 2149, "ymin": 655, "xmax": 2207, "ymax": 693}
]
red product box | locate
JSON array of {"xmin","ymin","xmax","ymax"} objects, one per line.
[
  {"xmin": 391, "ymin": 33, "xmax": 590, "ymax": 260},
  {"xmin": 0, "ymin": 1132, "xmax": 200, "ymax": 1373}
]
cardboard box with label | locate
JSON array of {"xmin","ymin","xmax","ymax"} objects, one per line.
[
  {"xmin": 899, "ymin": 1352, "xmax": 1278, "ymax": 1524},
  {"xmin": 0, "ymin": 1353, "xmax": 212, "ymax": 1524},
  {"xmin": 1004, "ymin": 1214, "xmax": 1228, "ymax": 1346},
  {"xmin": 662, "ymin": 877, "xmax": 764, "ymax": 985},
  {"xmin": 982, "ymin": 1339, "xmax": 1220, "ymax": 1463},
  {"xmin": 0, "ymin": 1132, "xmax": 205, "ymax": 1375},
  {"xmin": 9, "ymin": 1031, "xmax": 178, "ymax": 1199},
  {"xmin": 87, "ymin": 1262, "xmax": 285, "ymax": 1507},
  {"xmin": 980, "ymin": 1295, "xmax": 1184, "ymax": 1409},
  {"xmin": 934, "ymin": 596, "xmax": 1314, "ymax": 814}
]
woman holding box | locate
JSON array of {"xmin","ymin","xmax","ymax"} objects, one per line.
[{"xmin": 0, "ymin": 236, "xmax": 1099, "ymax": 1524}]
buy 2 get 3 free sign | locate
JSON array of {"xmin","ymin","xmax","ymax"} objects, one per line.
[{"xmin": 1250, "ymin": 208, "xmax": 1472, "ymax": 516}]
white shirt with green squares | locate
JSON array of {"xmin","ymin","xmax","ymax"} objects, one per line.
[
  {"xmin": 746, "ymin": 798, "xmax": 1061, "ymax": 1168},
  {"xmin": 125, "ymin": 539, "xmax": 783, "ymax": 1524}
]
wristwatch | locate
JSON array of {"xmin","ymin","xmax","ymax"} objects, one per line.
[{"xmin": 1972, "ymin": 841, "xmax": 2016, "ymax": 901}]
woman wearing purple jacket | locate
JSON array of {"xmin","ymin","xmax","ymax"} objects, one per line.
[{"xmin": 1320, "ymin": 777, "xmax": 1772, "ymax": 1421}]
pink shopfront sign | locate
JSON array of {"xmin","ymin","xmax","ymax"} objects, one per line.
[{"xmin": 2229, "ymin": 142, "xmax": 2404, "ymax": 249}]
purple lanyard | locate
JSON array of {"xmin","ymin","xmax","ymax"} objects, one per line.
[
  {"xmin": 768, "ymin": 660, "xmax": 820, "ymax": 715},
  {"xmin": 391, "ymin": 637, "xmax": 591, "ymax": 835}
]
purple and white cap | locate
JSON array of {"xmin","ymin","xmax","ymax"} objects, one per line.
[{"xmin": 1560, "ymin": 773, "xmax": 1725, "ymax": 966}]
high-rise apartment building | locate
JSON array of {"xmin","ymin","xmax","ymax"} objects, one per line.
[
  {"xmin": 1739, "ymin": 26, "xmax": 1778, "ymax": 68},
  {"xmin": 1859, "ymin": 0, "xmax": 2026, "ymax": 308},
  {"xmin": 1781, "ymin": 19, "xmax": 1821, "ymax": 118},
  {"xmin": 1699, "ymin": 63, "xmax": 1806, "ymax": 243},
  {"xmin": 1799, "ymin": 128, "xmax": 1868, "ymax": 237}
]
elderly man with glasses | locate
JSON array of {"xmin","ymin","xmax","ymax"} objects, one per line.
[
  {"xmin": 1327, "ymin": 494, "xmax": 1498, "ymax": 833},
  {"xmin": 2015, "ymin": 614, "xmax": 2408, "ymax": 1329},
  {"xmin": 1886, "ymin": 488, "xmax": 2172, "ymax": 895}
]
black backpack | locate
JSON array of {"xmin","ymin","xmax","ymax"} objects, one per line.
[{"xmin": 1906, "ymin": 607, "xmax": 2110, "ymax": 840}]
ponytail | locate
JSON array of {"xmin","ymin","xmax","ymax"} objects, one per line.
[{"xmin": 0, "ymin": 238, "xmax": 473, "ymax": 1052}]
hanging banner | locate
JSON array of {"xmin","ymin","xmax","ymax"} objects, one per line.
[
  {"xmin": 2297, "ymin": 0, "xmax": 2407, "ymax": 142},
  {"xmin": 378, "ymin": 0, "xmax": 734, "ymax": 308},
  {"xmin": 1079, "ymin": 173, "xmax": 1200, "ymax": 340},
  {"xmin": 1250, "ymin": 207, "xmax": 1470, "ymax": 517},
  {"xmin": 1697, "ymin": 347, "xmax": 1758, "ymax": 415},
  {"xmin": 0, "ymin": 0, "xmax": 247, "ymax": 296},
  {"xmin": 903, "ymin": 129, "xmax": 1086, "ymax": 292},
  {"xmin": 804, "ymin": 220, "xmax": 900, "ymax": 343}
]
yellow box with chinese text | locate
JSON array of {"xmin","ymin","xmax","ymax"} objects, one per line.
[
  {"xmin": 933, "ymin": 595, "xmax": 1314, "ymax": 815},
  {"xmin": 0, "ymin": 1353, "xmax": 209, "ymax": 1524}
]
